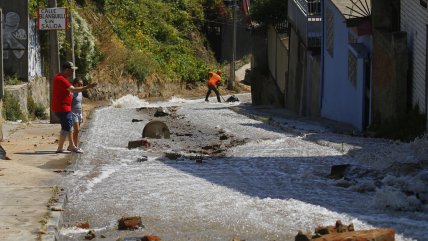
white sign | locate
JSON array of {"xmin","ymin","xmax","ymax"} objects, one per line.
[{"xmin": 38, "ymin": 8, "xmax": 67, "ymax": 30}]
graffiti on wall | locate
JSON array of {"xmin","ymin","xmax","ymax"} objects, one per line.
[{"xmin": 2, "ymin": 11, "xmax": 27, "ymax": 59}]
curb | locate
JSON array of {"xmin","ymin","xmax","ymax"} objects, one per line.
[{"xmin": 42, "ymin": 189, "xmax": 68, "ymax": 241}]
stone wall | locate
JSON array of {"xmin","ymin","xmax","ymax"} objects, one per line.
[
  {"xmin": 4, "ymin": 77, "xmax": 50, "ymax": 120},
  {"xmin": 5, "ymin": 83, "xmax": 29, "ymax": 118}
]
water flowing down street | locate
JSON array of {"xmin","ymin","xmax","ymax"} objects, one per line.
[{"xmin": 59, "ymin": 94, "xmax": 427, "ymax": 241}]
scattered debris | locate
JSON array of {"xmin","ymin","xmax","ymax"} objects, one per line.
[
  {"xmin": 164, "ymin": 152, "xmax": 181, "ymax": 160},
  {"xmin": 76, "ymin": 221, "xmax": 90, "ymax": 229},
  {"xmin": 128, "ymin": 139, "xmax": 151, "ymax": 149},
  {"xmin": 142, "ymin": 235, "xmax": 162, "ymax": 241},
  {"xmin": 329, "ymin": 164, "xmax": 350, "ymax": 179},
  {"xmin": 118, "ymin": 216, "xmax": 144, "ymax": 230},
  {"xmin": 226, "ymin": 95, "xmax": 240, "ymax": 102},
  {"xmin": 296, "ymin": 220, "xmax": 395, "ymax": 241},
  {"xmin": 137, "ymin": 156, "xmax": 149, "ymax": 162},
  {"xmin": 84, "ymin": 230, "xmax": 96, "ymax": 240},
  {"xmin": 154, "ymin": 107, "xmax": 170, "ymax": 117}
]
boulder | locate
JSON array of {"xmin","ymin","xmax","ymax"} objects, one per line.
[{"xmin": 142, "ymin": 121, "xmax": 170, "ymax": 139}]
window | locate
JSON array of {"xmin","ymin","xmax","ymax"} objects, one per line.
[
  {"xmin": 326, "ymin": 9, "xmax": 334, "ymax": 57},
  {"xmin": 348, "ymin": 51, "xmax": 357, "ymax": 87},
  {"xmin": 307, "ymin": 0, "xmax": 321, "ymax": 15}
]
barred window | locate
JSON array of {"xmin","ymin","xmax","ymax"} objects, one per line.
[
  {"xmin": 348, "ymin": 51, "xmax": 357, "ymax": 87},
  {"xmin": 307, "ymin": 0, "xmax": 321, "ymax": 15},
  {"xmin": 326, "ymin": 9, "xmax": 334, "ymax": 57}
]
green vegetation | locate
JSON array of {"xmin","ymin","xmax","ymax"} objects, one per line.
[
  {"xmin": 30, "ymin": 0, "xmax": 223, "ymax": 85},
  {"xmin": 2, "ymin": 92, "xmax": 25, "ymax": 121},
  {"xmin": 101, "ymin": 0, "xmax": 217, "ymax": 83},
  {"xmin": 4, "ymin": 75, "xmax": 22, "ymax": 85},
  {"xmin": 27, "ymin": 96, "xmax": 48, "ymax": 120},
  {"xmin": 59, "ymin": 9, "xmax": 101, "ymax": 81},
  {"xmin": 250, "ymin": 0, "xmax": 288, "ymax": 25}
]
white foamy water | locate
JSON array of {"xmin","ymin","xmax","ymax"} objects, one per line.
[{"xmin": 60, "ymin": 94, "xmax": 426, "ymax": 241}]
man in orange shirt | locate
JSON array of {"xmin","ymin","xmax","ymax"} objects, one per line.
[{"xmin": 205, "ymin": 69, "xmax": 223, "ymax": 102}]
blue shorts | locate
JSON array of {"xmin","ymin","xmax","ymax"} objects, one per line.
[{"xmin": 55, "ymin": 112, "xmax": 73, "ymax": 135}]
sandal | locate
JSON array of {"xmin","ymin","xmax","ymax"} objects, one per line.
[
  {"xmin": 67, "ymin": 147, "xmax": 84, "ymax": 154},
  {"xmin": 56, "ymin": 149, "xmax": 71, "ymax": 154}
]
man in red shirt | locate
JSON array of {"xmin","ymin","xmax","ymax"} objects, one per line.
[
  {"xmin": 52, "ymin": 61, "xmax": 97, "ymax": 153},
  {"xmin": 205, "ymin": 69, "xmax": 223, "ymax": 102}
]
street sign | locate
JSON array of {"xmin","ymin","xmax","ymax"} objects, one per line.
[{"xmin": 38, "ymin": 7, "xmax": 67, "ymax": 31}]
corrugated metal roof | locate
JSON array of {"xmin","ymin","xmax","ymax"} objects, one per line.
[{"xmin": 331, "ymin": 0, "xmax": 371, "ymax": 19}]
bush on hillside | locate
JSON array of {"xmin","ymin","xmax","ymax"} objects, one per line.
[
  {"xmin": 58, "ymin": 9, "xmax": 101, "ymax": 81},
  {"xmin": 103, "ymin": 0, "xmax": 217, "ymax": 83},
  {"xmin": 2, "ymin": 92, "xmax": 25, "ymax": 121}
]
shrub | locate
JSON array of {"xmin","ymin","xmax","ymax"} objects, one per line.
[
  {"xmin": 27, "ymin": 96, "xmax": 48, "ymax": 120},
  {"xmin": 4, "ymin": 75, "xmax": 21, "ymax": 85},
  {"xmin": 2, "ymin": 92, "xmax": 25, "ymax": 121},
  {"xmin": 58, "ymin": 8, "xmax": 101, "ymax": 81}
]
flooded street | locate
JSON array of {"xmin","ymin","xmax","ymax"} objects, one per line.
[{"xmin": 60, "ymin": 94, "xmax": 427, "ymax": 241}]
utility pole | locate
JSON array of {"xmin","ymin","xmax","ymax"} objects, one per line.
[
  {"xmin": 66, "ymin": 0, "xmax": 75, "ymax": 78},
  {"xmin": 48, "ymin": 0, "xmax": 60, "ymax": 123},
  {"xmin": 228, "ymin": 0, "xmax": 237, "ymax": 90},
  {"xmin": 0, "ymin": 8, "xmax": 3, "ymax": 100}
]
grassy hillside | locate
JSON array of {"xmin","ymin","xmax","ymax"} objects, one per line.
[
  {"xmin": 64, "ymin": 0, "xmax": 224, "ymax": 85},
  {"xmin": 29, "ymin": 0, "xmax": 236, "ymax": 97}
]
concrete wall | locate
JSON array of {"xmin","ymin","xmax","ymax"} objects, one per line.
[
  {"xmin": 401, "ymin": 0, "xmax": 427, "ymax": 114},
  {"xmin": 250, "ymin": 26, "xmax": 284, "ymax": 107},
  {"xmin": 5, "ymin": 84, "xmax": 29, "ymax": 118},
  {"xmin": 321, "ymin": 0, "xmax": 366, "ymax": 131},
  {"xmin": 308, "ymin": 54, "xmax": 320, "ymax": 117},
  {"xmin": 371, "ymin": 0, "xmax": 409, "ymax": 126},
  {"xmin": 371, "ymin": 31, "xmax": 408, "ymax": 123},
  {"xmin": 4, "ymin": 77, "xmax": 50, "ymax": 120},
  {"xmin": 276, "ymin": 35, "xmax": 289, "ymax": 95},
  {"xmin": 0, "ymin": 0, "xmax": 29, "ymax": 81},
  {"xmin": 267, "ymin": 26, "xmax": 289, "ymax": 95},
  {"xmin": 286, "ymin": 27, "xmax": 303, "ymax": 113}
]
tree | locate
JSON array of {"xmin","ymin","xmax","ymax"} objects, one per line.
[{"xmin": 250, "ymin": 0, "xmax": 288, "ymax": 25}]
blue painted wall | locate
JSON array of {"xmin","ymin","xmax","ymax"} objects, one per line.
[{"xmin": 321, "ymin": 0, "xmax": 369, "ymax": 131}]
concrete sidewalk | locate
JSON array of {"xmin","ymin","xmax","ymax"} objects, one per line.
[{"xmin": 0, "ymin": 121, "xmax": 71, "ymax": 241}]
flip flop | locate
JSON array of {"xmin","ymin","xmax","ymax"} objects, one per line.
[
  {"xmin": 67, "ymin": 147, "xmax": 84, "ymax": 154},
  {"xmin": 56, "ymin": 149, "xmax": 71, "ymax": 154}
]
